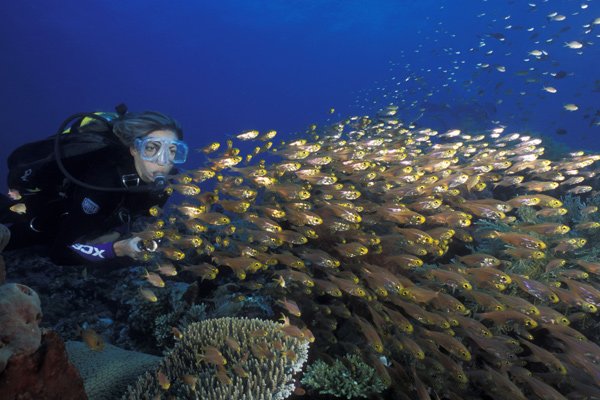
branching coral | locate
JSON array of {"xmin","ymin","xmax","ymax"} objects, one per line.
[
  {"xmin": 301, "ymin": 354, "xmax": 388, "ymax": 398},
  {"xmin": 122, "ymin": 317, "xmax": 310, "ymax": 400}
]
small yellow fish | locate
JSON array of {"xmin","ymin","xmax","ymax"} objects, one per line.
[
  {"xmin": 80, "ymin": 327, "xmax": 105, "ymax": 351},
  {"xmin": 277, "ymin": 298, "xmax": 302, "ymax": 317},
  {"xmin": 170, "ymin": 183, "xmax": 201, "ymax": 196},
  {"xmin": 156, "ymin": 262, "xmax": 177, "ymax": 276},
  {"xmin": 258, "ymin": 130, "xmax": 277, "ymax": 141},
  {"xmin": 139, "ymin": 287, "xmax": 158, "ymax": 302},
  {"xmin": 564, "ymin": 41, "xmax": 583, "ymax": 49},
  {"xmin": 143, "ymin": 269, "xmax": 165, "ymax": 287},
  {"xmin": 157, "ymin": 370, "xmax": 171, "ymax": 390},
  {"xmin": 198, "ymin": 345, "xmax": 227, "ymax": 365},
  {"xmin": 215, "ymin": 364, "xmax": 232, "ymax": 385},
  {"xmin": 7, "ymin": 189, "xmax": 22, "ymax": 200},
  {"xmin": 198, "ymin": 142, "xmax": 220, "ymax": 154},
  {"xmin": 171, "ymin": 326, "xmax": 183, "ymax": 340},
  {"xmin": 236, "ymin": 129, "xmax": 260, "ymax": 141},
  {"xmin": 563, "ymin": 103, "xmax": 579, "ymax": 111},
  {"xmin": 9, "ymin": 203, "xmax": 27, "ymax": 214}
]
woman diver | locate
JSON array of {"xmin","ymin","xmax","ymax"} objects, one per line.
[{"xmin": 0, "ymin": 109, "xmax": 188, "ymax": 265}]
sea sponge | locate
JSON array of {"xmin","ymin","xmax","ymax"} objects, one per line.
[
  {"xmin": 66, "ymin": 341, "xmax": 161, "ymax": 400},
  {"xmin": 0, "ymin": 283, "xmax": 42, "ymax": 373},
  {"xmin": 122, "ymin": 317, "xmax": 310, "ymax": 400}
]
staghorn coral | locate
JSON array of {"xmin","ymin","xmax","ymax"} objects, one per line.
[
  {"xmin": 122, "ymin": 317, "xmax": 309, "ymax": 400},
  {"xmin": 301, "ymin": 353, "xmax": 388, "ymax": 398}
]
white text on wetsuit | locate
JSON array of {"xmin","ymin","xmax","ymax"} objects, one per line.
[{"xmin": 71, "ymin": 243, "xmax": 105, "ymax": 258}]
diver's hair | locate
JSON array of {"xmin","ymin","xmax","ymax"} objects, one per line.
[{"xmin": 112, "ymin": 111, "xmax": 184, "ymax": 147}]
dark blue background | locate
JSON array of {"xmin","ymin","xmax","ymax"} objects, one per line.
[{"xmin": 1, "ymin": 0, "xmax": 599, "ymax": 191}]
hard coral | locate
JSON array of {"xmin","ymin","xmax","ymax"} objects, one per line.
[
  {"xmin": 301, "ymin": 353, "xmax": 388, "ymax": 399},
  {"xmin": 0, "ymin": 283, "xmax": 42, "ymax": 373},
  {"xmin": 122, "ymin": 317, "xmax": 310, "ymax": 400}
]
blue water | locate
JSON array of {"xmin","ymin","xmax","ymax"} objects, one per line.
[{"xmin": 1, "ymin": 0, "xmax": 599, "ymax": 191}]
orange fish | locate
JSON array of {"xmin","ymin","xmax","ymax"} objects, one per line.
[
  {"xmin": 143, "ymin": 269, "xmax": 165, "ymax": 288},
  {"xmin": 477, "ymin": 310, "xmax": 538, "ymax": 329},
  {"xmin": 139, "ymin": 287, "xmax": 158, "ymax": 302},
  {"xmin": 198, "ymin": 345, "xmax": 227, "ymax": 366},
  {"xmin": 80, "ymin": 327, "xmax": 105, "ymax": 351},
  {"xmin": 353, "ymin": 315, "xmax": 384, "ymax": 353},
  {"xmin": 157, "ymin": 370, "xmax": 171, "ymax": 390},
  {"xmin": 277, "ymin": 298, "xmax": 302, "ymax": 317},
  {"xmin": 171, "ymin": 326, "xmax": 183, "ymax": 340},
  {"xmin": 489, "ymin": 231, "xmax": 547, "ymax": 250},
  {"xmin": 156, "ymin": 261, "xmax": 178, "ymax": 276},
  {"xmin": 215, "ymin": 364, "xmax": 232, "ymax": 385},
  {"xmin": 279, "ymin": 314, "xmax": 306, "ymax": 340},
  {"xmin": 181, "ymin": 263, "xmax": 219, "ymax": 281}
]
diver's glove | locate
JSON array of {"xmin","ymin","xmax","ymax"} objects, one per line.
[{"xmin": 114, "ymin": 237, "xmax": 143, "ymax": 259}]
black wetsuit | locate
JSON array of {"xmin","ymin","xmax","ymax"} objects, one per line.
[{"xmin": 0, "ymin": 147, "xmax": 170, "ymax": 265}]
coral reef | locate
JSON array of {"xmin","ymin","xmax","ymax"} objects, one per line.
[
  {"xmin": 0, "ymin": 331, "xmax": 87, "ymax": 400},
  {"xmin": 66, "ymin": 340, "xmax": 161, "ymax": 400},
  {"xmin": 122, "ymin": 317, "xmax": 310, "ymax": 400},
  {"xmin": 301, "ymin": 353, "xmax": 387, "ymax": 398},
  {"xmin": 0, "ymin": 283, "xmax": 42, "ymax": 373}
]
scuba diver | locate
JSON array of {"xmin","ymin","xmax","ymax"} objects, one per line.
[{"xmin": 0, "ymin": 107, "xmax": 188, "ymax": 265}]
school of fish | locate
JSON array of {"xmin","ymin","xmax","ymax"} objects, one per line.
[
  {"xmin": 133, "ymin": 109, "xmax": 600, "ymax": 399},
  {"xmin": 354, "ymin": 0, "xmax": 600, "ymax": 139}
]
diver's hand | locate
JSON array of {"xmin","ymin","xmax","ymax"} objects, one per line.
[{"xmin": 114, "ymin": 237, "xmax": 144, "ymax": 259}]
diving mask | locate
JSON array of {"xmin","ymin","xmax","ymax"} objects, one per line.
[{"xmin": 134, "ymin": 137, "xmax": 188, "ymax": 165}]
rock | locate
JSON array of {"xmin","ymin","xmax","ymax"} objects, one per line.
[{"xmin": 0, "ymin": 330, "xmax": 87, "ymax": 400}]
